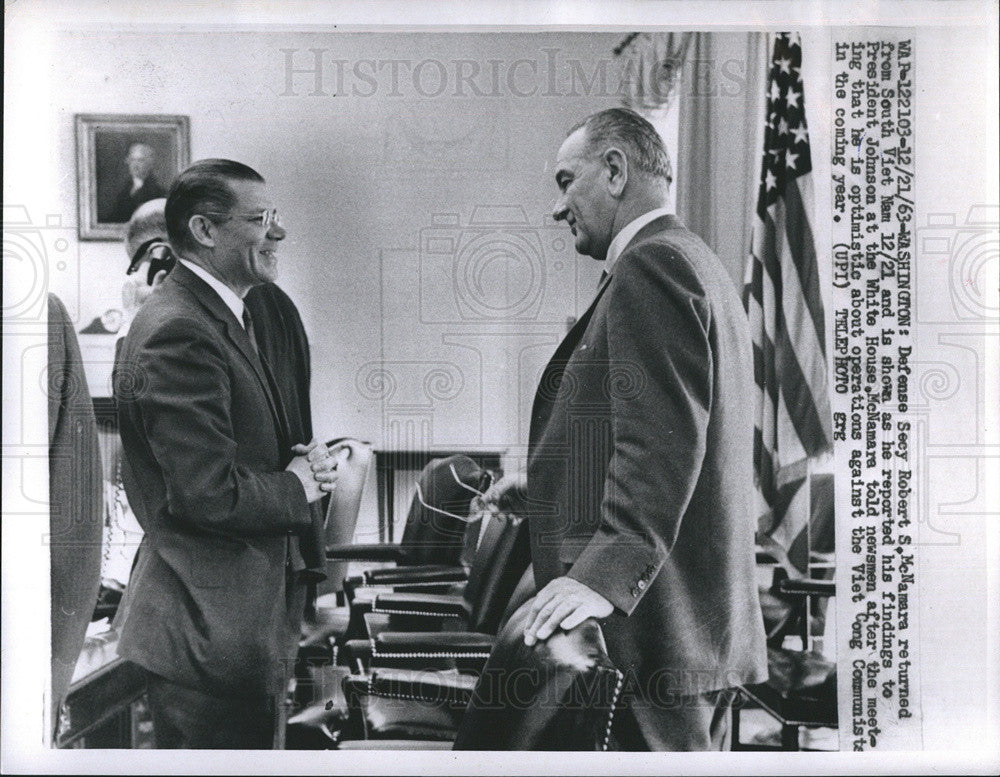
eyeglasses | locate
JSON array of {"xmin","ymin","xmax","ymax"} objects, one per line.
[
  {"xmin": 128, "ymin": 240, "xmax": 176, "ymax": 285},
  {"xmin": 203, "ymin": 208, "xmax": 282, "ymax": 230},
  {"xmin": 128, "ymin": 239, "xmax": 172, "ymax": 273}
]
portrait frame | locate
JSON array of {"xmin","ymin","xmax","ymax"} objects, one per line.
[{"xmin": 75, "ymin": 113, "xmax": 190, "ymax": 240}]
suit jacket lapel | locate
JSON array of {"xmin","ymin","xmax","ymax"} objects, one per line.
[
  {"xmin": 170, "ymin": 263, "xmax": 290, "ymax": 448},
  {"xmin": 529, "ymin": 270, "xmax": 614, "ymax": 450},
  {"xmin": 529, "ymin": 215, "xmax": 684, "ymax": 449}
]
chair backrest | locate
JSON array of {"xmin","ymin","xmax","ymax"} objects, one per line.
[
  {"xmin": 464, "ymin": 514, "xmax": 530, "ymax": 635},
  {"xmin": 498, "ymin": 564, "xmax": 536, "ymax": 630},
  {"xmin": 399, "ymin": 455, "xmax": 490, "ymax": 567},
  {"xmin": 320, "ymin": 439, "xmax": 374, "ymax": 596},
  {"xmin": 462, "ymin": 480, "xmax": 531, "ymax": 634},
  {"xmin": 452, "ymin": 598, "xmax": 623, "ymax": 751}
]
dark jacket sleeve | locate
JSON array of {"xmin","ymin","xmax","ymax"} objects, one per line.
[
  {"xmin": 136, "ymin": 317, "xmax": 310, "ymax": 537},
  {"xmin": 47, "ymin": 293, "xmax": 104, "ymax": 729},
  {"xmin": 567, "ymin": 245, "xmax": 712, "ymax": 615}
]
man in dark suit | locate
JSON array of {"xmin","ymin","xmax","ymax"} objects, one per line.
[
  {"xmin": 107, "ymin": 143, "xmax": 166, "ymax": 223},
  {"xmin": 113, "ymin": 159, "xmax": 339, "ymax": 748},
  {"xmin": 118, "ymin": 196, "xmax": 331, "ymax": 598},
  {"xmin": 523, "ymin": 108, "xmax": 767, "ymax": 750}
]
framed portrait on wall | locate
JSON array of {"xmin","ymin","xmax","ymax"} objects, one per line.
[{"xmin": 75, "ymin": 113, "xmax": 190, "ymax": 240}]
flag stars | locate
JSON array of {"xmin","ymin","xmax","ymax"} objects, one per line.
[
  {"xmin": 791, "ymin": 122, "xmax": 809, "ymax": 144},
  {"xmin": 769, "ymin": 80, "xmax": 782, "ymax": 102},
  {"xmin": 785, "ymin": 87, "xmax": 801, "ymax": 109},
  {"xmin": 785, "ymin": 151, "xmax": 799, "ymax": 169},
  {"xmin": 765, "ymin": 169, "xmax": 778, "ymax": 190},
  {"xmin": 776, "ymin": 56, "xmax": 792, "ymax": 74},
  {"xmin": 778, "ymin": 117, "xmax": 789, "ymax": 135}
]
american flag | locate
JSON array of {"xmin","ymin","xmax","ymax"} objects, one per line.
[{"xmin": 743, "ymin": 33, "xmax": 833, "ymax": 566}]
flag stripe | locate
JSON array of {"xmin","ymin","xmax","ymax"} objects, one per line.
[
  {"xmin": 781, "ymin": 177, "xmax": 826, "ymax": 355},
  {"xmin": 742, "ymin": 32, "xmax": 833, "ymax": 549},
  {"xmin": 749, "ymin": 211, "xmax": 831, "ymax": 456}
]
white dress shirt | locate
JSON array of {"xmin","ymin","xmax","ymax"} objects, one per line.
[
  {"xmin": 604, "ymin": 207, "xmax": 673, "ymax": 275},
  {"xmin": 179, "ymin": 259, "xmax": 246, "ymax": 327}
]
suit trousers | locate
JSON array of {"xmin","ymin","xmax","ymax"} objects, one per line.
[
  {"xmin": 144, "ymin": 671, "xmax": 278, "ymax": 749},
  {"xmin": 610, "ymin": 687, "xmax": 736, "ymax": 751}
]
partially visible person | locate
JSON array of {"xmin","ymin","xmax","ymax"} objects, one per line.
[
  {"xmin": 120, "ymin": 198, "xmax": 175, "ymax": 337},
  {"xmin": 113, "ymin": 159, "xmax": 339, "ymax": 748},
  {"xmin": 108, "ymin": 143, "xmax": 166, "ymax": 223},
  {"xmin": 48, "ymin": 293, "xmax": 104, "ymax": 741}
]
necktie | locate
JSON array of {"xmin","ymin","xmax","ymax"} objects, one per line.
[{"xmin": 242, "ymin": 307, "xmax": 260, "ymax": 353}]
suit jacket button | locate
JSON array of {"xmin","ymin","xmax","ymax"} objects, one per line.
[
  {"xmin": 636, "ymin": 580, "xmax": 646, "ymax": 591},
  {"xmin": 630, "ymin": 586, "xmax": 638, "ymax": 597}
]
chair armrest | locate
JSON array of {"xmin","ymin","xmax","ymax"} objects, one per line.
[
  {"xmin": 778, "ymin": 579, "xmax": 836, "ymax": 598},
  {"xmin": 363, "ymin": 565, "xmax": 468, "ymax": 586},
  {"xmin": 374, "ymin": 631, "xmax": 495, "ymax": 657},
  {"xmin": 364, "ymin": 611, "xmax": 452, "ymax": 644},
  {"xmin": 344, "ymin": 668, "xmax": 477, "ymax": 706},
  {"xmin": 372, "ymin": 592, "xmax": 471, "ymax": 619},
  {"xmin": 341, "ymin": 639, "xmax": 374, "ymax": 672},
  {"xmin": 326, "ymin": 543, "xmax": 408, "ymax": 563}
]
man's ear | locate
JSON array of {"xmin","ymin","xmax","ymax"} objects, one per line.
[
  {"xmin": 188, "ymin": 214, "xmax": 216, "ymax": 249},
  {"xmin": 603, "ymin": 147, "xmax": 628, "ymax": 197}
]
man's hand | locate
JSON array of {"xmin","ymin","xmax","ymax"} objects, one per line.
[
  {"xmin": 286, "ymin": 439, "xmax": 339, "ymax": 503},
  {"xmin": 523, "ymin": 576, "xmax": 613, "ymax": 646}
]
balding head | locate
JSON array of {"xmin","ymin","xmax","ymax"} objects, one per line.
[
  {"xmin": 123, "ymin": 196, "xmax": 174, "ymax": 312},
  {"xmin": 125, "ymin": 198, "xmax": 168, "ymax": 267}
]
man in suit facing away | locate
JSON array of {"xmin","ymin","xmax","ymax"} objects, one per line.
[
  {"xmin": 523, "ymin": 109, "xmax": 767, "ymax": 750},
  {"xmin": 114, "ymin": 159, "xmax": 339, "ymax": 748}
]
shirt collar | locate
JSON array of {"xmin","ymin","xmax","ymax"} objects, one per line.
[
  {"xmin": 178, "ymin": 258, "xmax": 246, "ymax": 326},
  {"xmin": 604, "ymin": 207, "xmax": 673, "ymax": 274}
]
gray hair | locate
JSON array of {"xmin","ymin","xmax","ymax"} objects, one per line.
[{"xmin": 571, "ymin": 107, "xmax": 672, "ymax": 184}]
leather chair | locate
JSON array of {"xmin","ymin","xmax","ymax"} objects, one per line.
[
  {"xmin": 286, "ymin": 463, "xmax": 501, "ymax": 747},
  {"xmin": 314, "ymin": 438, "xmax": 374, "ymax": 601},
  {"xmin": 328, "ymin": 453, "xmax": 492, "ymax": 576},
  {"xmin": 345, "ymin": 480, "xmax": 531, "ymax": 672},
  {"xmin": 298, "ymin": 454, "xmax": 491, "ymax": 660},
  {"xmin": 287, "ymin": 479, "xmax": 529, "ymax": 747},
  {"xmin": 339, "ymin": 597, "xmax": 624, "ymax": 750}
]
